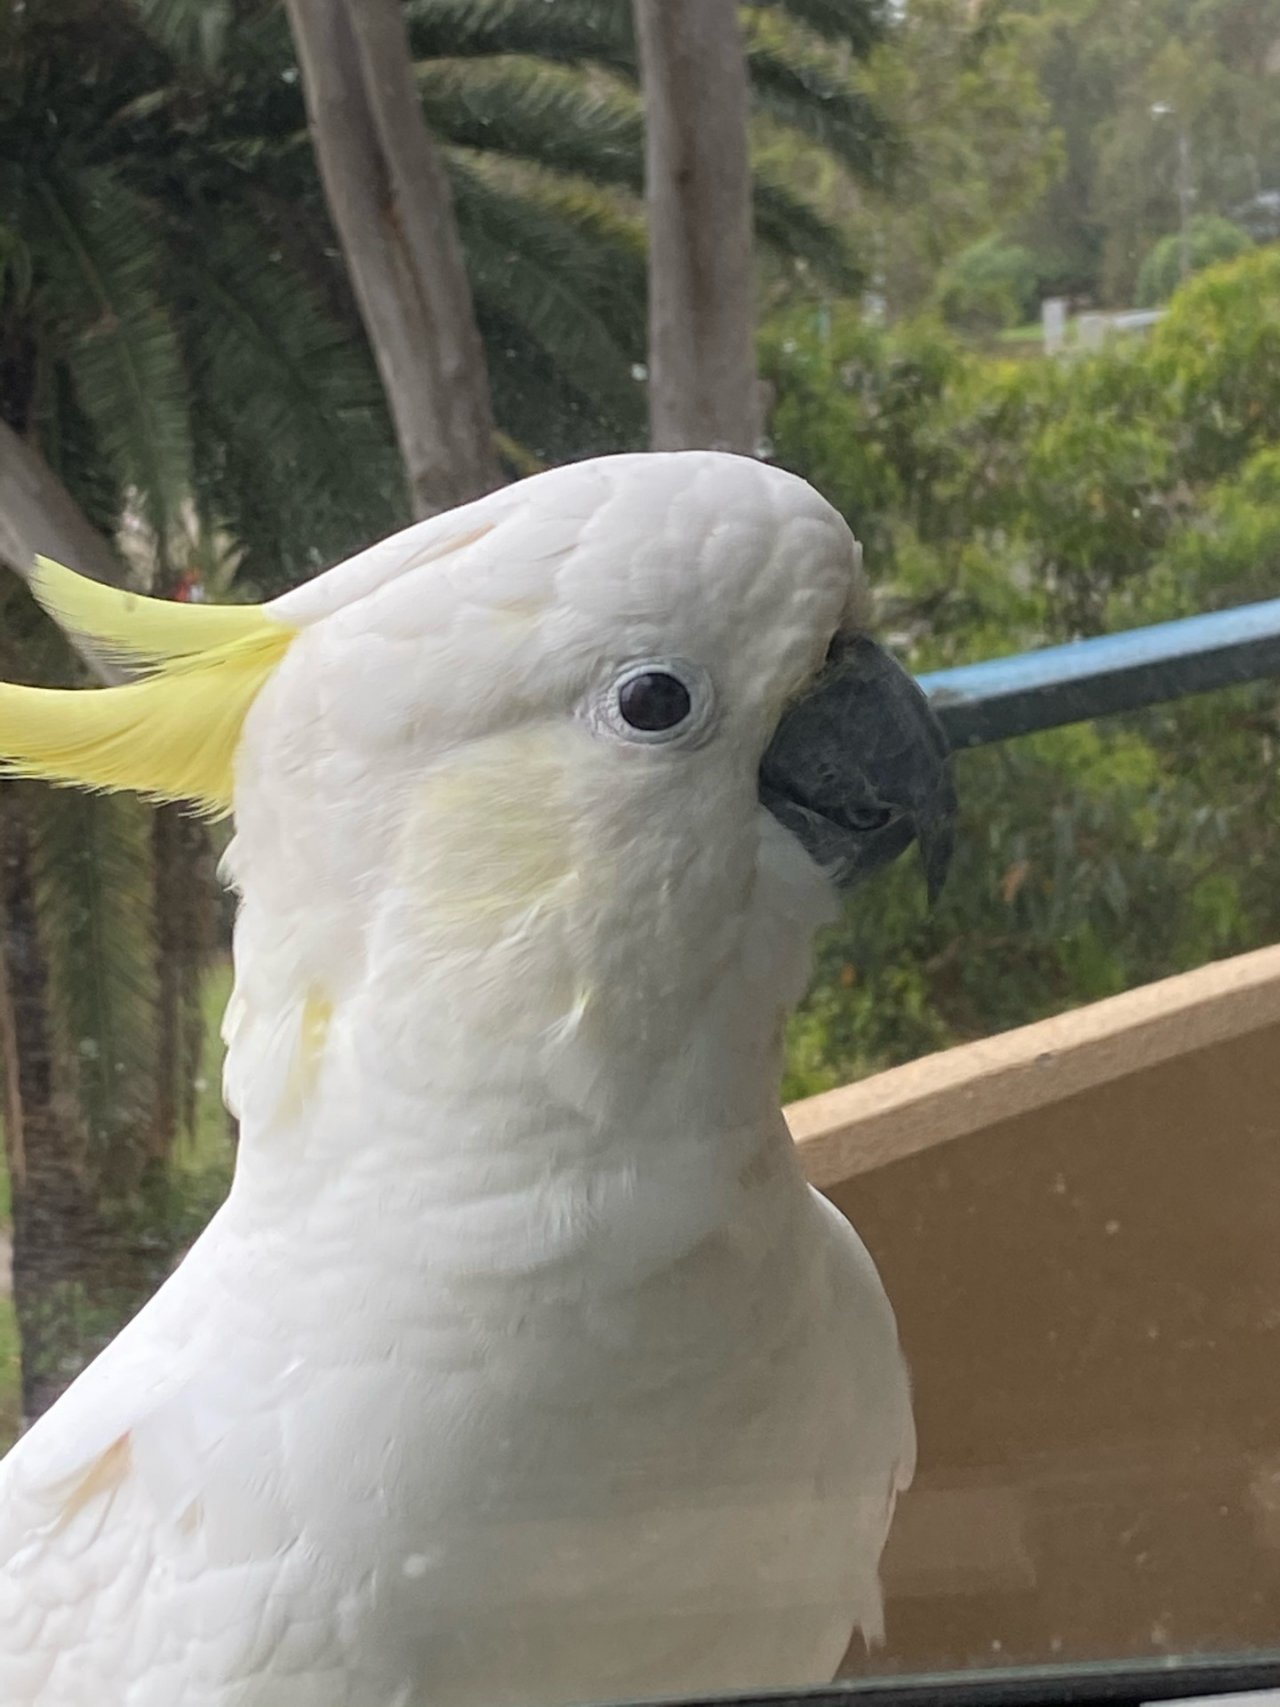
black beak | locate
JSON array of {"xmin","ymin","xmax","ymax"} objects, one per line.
[{"xmin": 759, "ymin": 635, "xmax": 958, "ymax": 898}]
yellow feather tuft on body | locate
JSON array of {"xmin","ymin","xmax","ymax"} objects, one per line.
[
  {"xmin": 0, "ymin": 584, "xmax": 295, "ymax": 815},
  {"xmin": 53, "ymin": 1433, "xmax": 133, "ymax": 1532},
  {"xmin": 281, "ymin": 987, "xmax": 334, "ymax": 1117},
  {"xmin": 32, "ymin": 555, "xmax": 272, "ymax": 663}
]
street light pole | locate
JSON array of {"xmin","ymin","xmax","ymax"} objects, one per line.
[
  {"xmin": 1176, "ymin": 125, "xmax": 1193, "ymax": 279},
  {"xmin": 1151, "ymin": 101, "xmax": 1194, "ymax": 280}
]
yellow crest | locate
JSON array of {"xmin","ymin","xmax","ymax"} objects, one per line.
[{"xmin": 0, "ymin": 559, "xmax": 296, "ymax": 816}]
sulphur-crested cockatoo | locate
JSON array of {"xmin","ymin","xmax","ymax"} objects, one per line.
[{"xmin": 0, "ymin": 451, "xmax": 954, "ymax": 1707}]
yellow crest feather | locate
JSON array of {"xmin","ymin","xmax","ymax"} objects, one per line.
[
  {"xmin": 3, "ymin": 560, "xmax": 296, "ymax": 815},
  {"xmin": 31, "ymin": 555, "xmax": 269, "ymax": 663}
]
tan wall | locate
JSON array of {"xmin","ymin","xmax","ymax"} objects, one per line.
[{"xmin": 787, "ymin": 947, "xmax": 1280, "ymax": 1676}]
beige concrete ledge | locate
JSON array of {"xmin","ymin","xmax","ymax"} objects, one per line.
[{"xmin": 787, "ymin": 942, "xmax": 1280, "ymax": 1190}]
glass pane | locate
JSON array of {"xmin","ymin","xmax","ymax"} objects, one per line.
[{"xmin": 2, "ymin": 2, "xmax": 1279, "ymax": 1704}]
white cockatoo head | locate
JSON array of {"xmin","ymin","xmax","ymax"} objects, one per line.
[{"xmin": 1, "ymin": 453, "xmax": 954, "ymax": 1175}]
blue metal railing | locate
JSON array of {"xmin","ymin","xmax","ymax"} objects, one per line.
[{"xmin": 917, "ymin": 597, "xmax": 1280, "ymax": 749}]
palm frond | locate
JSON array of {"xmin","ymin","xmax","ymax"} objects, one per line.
[
  {"xmin": 407, "ymin": 0, "xmax": 632, "ymax": 72},
  {"xmin": 480, "ymin": 303, "xmax": 643, "ymax": 463},
  {"xmin": 741, "ymin": 8, "xmax": 897, "ymax": 182},
  {"xmin": 125, "ymin": 0, "xmax": 234, "ymax": 70},
  {"xmin": 170, "ymin": 211, "xmax": 403, "ymax": 592},
  {"xmin": 450, "ymin": 152, "xmax": 647, "ymax": 444},
  {"xmin": 33, "ymin": 165, "xmax": 193, "ymax": 561},
  {"xmin": 425, "ymin": 57, "xmax": 857, "ymax": 288},
  {"xmin": 115, "ymin": 0, "xmax": 294, "ymax": 129},
  {"xmin": 752, "ymin": 165, "xmax": 864, "ymax": 289},
  {"xmin": 1, "ymin": 2, "xmax": 168, "ymax": 158},
  {"xmin": 29, "ymin": 357, "xmax": 127, "ymax": 539},
  {"xmin": 752, "ymin": 0, "xmax": 888, "ymax": 54},
  {"xmin": 407, "ymin": 0, "xmax": 888, "ymax": 69},
  {"xmin": 420, "ymin": 57, "xmax": 643, "ymax": 190}
]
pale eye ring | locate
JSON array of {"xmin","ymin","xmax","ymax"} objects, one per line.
[{"xmin": 591, "ymin": 658, "xmax": 715, "ymax": 747}]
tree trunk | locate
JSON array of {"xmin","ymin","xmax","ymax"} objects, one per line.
[
  {"xmin": 284, "ymin": 0, "xmax": 501, "ymax": 518},
  {"xmin": 0, "ymin": 417, "xmax": 121, "ymax": 682},
  {"xmin": 633, "ymin": 0, "xmax": 762, "ymax": 453}
]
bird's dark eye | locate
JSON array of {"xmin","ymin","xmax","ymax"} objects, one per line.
[
  {"xmin": 596, "ymin": 657, "xmax": 712, "ymax": 746},
  {"xmin": 843, "ymin": 805, "xmax": 895, "ymax": 833},
  {"xmin": 617, "ymin": 671, "xmax": 692, "ymax": 733}
]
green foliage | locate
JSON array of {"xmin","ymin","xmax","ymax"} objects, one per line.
[
  {"xmin": 406, "ymin": 0, "xmax": 895, "ymax": 381},
  {"xmin": 847, "ymin": 0, "xmax": 1061, "ymax": 315},
  {"xmin": 449, "ymin": 151, "xmax": 648, "ymax": 455},
  {"xmin": 738, "ymin": 8, "xmax": 897, "ymax": 187},
  {"xmin": 175, "ymin": 212, "xmax": 403, "ymax": 593},
  {"xmin": 0, "ymin": 0, "xmax": 891, "ymax": 556},
  {"xmin": 857, "ymin": 0, "xmax": 1280, "ymax": 314},
  {"xmin": 33, "ymin": 167, "xmax": 195, "ymax": 560},
  {"xmin": 1154, "ymin": 445, "xmax": 1280, "ymax": 614},
  {"xmin": 1135, "ymin": 215, "xmax": 1252, "ymax": 306},
  {"xmin": 760, "ymin": 306, "xmax": 964, "ymax": 563},
  {"xmin": 785, "ymin": 702, "xmax": 1273, "ymax": 1095},
  {"xmin": 752, "ymin": 0, "xmax": 890, "ymax": 57},
  {"xmin": 106, "ymin": 0, "xmax": 892, "ymax": 475},
  {"xmin": 937, "ymin": 237, "xmax": 1042, "ymax": 332},
  {"xmin": 1043, "ymin": 0, "xmax": 1280, "ymax": 303},
  {"xmin": 1, "ymin": 1, "xmax": 406, "ymax": 585},
  {"xmin": 1147, "ymin": 246, "xmax": 1280, "ymax": 482},
  {"xmin": 766, "ymin": 246, "xmax": 1280, "ymax": 1096}
]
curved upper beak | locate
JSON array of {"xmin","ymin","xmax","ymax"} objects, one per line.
[{"xmin": 759, "ymin": 635, "xmax": 958, "ymax": 898}]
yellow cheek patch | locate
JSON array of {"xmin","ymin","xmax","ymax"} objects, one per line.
[
  {"xmin": 1, "ymin": 558, "xmax": 295, "ymax": 816},
  {"xmin": 406, "ymin": 729, "xmax": 580, "ymax": 938}
]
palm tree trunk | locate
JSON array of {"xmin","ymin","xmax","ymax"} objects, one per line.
[
  {"xmin": 284, "ymin": 0, "xmax": 501, "ymax": 518},
  {"xmin": 633, "ymin": 0, "xmax": 762, "ymax": 453},
  {"xmin": 0, "ymin": 418, "xmax": 120, "ymax": 682}
]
